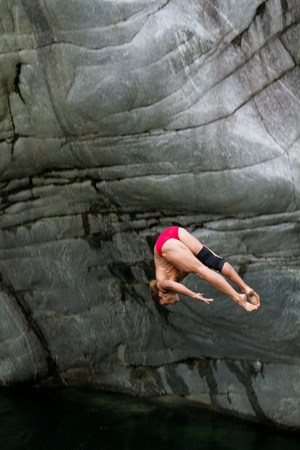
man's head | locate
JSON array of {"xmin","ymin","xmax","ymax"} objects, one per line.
[{"xmin": 149, "ymin": 280, "xmax": 179, "ymax": 306}]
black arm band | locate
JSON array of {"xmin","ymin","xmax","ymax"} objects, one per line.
[{"xmin": 196, "ymin": 246, "xmax": 226, "ymax": 272}]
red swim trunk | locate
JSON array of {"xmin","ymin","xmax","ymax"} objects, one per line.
[{"xmin": 155, "ymin": 226, "xmax": 180, "ymax": 257}]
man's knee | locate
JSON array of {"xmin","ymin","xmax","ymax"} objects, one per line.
[{"xmin": 196, "ymin": 246, "xmax": 226, "ymax": 272}]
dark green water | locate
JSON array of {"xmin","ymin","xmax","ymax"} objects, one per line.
[{"xmin": 0, "ymin": 388, "xmax": 299, "ymax": 450}]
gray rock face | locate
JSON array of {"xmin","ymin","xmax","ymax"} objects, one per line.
[{"xmin": 0, "ymin": 0, "xmax": 300, "ymax": 431}]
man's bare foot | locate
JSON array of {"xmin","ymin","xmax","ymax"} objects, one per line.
[
  {"xmin": 244, "ymin": 301, "xmax": 259, "ymax": 312},
  {"xmin": 246, "ymin": 288, "xmax": 260, "ymax": 306},
  {"xmin": 237, "ymin": 294, "xmax": 258, "ymax": 312}
]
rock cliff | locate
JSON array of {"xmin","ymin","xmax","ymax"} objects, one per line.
[{"xmin": 0, "ymin": 0, "xmax": 300, "ymax": 431}]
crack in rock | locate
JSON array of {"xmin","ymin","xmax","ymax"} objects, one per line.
[{"xmin": 0, "ymin": 271, "xmax": 66, "ymax": 386}]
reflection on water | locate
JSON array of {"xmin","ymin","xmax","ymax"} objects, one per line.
[{"xmin": 0, "ymin": 388, "xmax": 298, "ymax": 450}]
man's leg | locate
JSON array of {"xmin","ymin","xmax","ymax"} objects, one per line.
[
  {"xmin": 195, "ymin": 247, "xmax": 260, "ymax": 306},
  {"xmin": 177, "ymin": 227, "xmax": 203, "ymax": 253},
  {"xmin": 163, "ymin": 241, "xmax": 257, "ymax": 311},
  {"xmin": 193, "ymin": 263, "xmax": 258, "ymax": 311},
  {"xmin": 177, "ymin": 227, "xmax": 260, "ymax": 308},
  {"xmin": 221, "ymin": 262, "xmax": 260, "ymax": 306}
]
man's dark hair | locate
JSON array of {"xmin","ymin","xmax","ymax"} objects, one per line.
[{"xmin": 149, "ymin": 279, "xmax": 160, "ymax": 304}]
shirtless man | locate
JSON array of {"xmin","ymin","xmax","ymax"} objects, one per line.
[{"xmin": 150, "ymin": 226, "xmax": 260, "ymax": 311}]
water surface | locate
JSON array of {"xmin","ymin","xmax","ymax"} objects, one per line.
[{"xmin": 0, "ymin": 388, "xmax": 298, "ymax": 450}]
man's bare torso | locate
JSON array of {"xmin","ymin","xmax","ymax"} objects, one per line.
[{"xmin": 154, "ymin": 248, "xmax": 188, "ymax": 284}]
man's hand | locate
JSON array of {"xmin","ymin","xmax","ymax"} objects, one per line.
[{"xmin": 194, "ymin": 293, "xmax": 214, "ymax": 304}]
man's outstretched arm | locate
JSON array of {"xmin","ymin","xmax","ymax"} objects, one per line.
[{"xmin": 157, "ymin": 280, "xmax": 214, "ymax": 304}]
